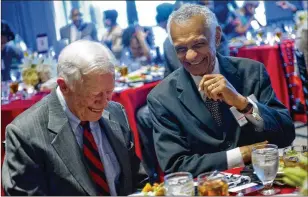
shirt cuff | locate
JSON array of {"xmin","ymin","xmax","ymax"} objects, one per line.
[
  {"xmin": 244, "ymin": 96, "xmax": 264, "ymax": 130},
  {"xmin": 227, "ymin": 147, "xmax": 245, "ymax": 169}
]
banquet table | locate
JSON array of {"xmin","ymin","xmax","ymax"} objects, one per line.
[{"xmin": 224, "ymin": 167, "xmax": 296, "ymax": 196}]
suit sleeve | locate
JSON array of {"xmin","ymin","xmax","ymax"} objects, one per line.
[
  {"xmin": 91, "ymin": 24, "xmax": 98, "ymax": 42},
  {"xmin": 60, "ymin": 27, "xmax": 65, "ymax": 40},
  {"xmin": 254, "ymin": 64, "xmax": 295, "ymax": 147},
  {"xmin": 2, "ymin": 124, "xmax": 47, "ymax": 195},
  {"xmin": 148, "ymin": 95, "xmax": 227, "ymax": 177}
]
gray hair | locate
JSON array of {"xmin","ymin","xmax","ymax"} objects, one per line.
[
  {"xmin": 57, "ymin": 40, "xmax": 116, "ymax": 90},
  {"xmin": 167, "ymin": 4, "xmax": 218, "ymax": 43}
]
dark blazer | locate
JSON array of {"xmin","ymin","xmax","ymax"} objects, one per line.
[
  {"xmin": 2, "ymin": 90, "xmax": 147, "ymax": 195},
  {"xmin": 1, "ymin": 44, "xmax": 23, "ymax": 81},
  {"xmin": 60, "ymin": 23, "xmax": 98, "ymax": 42},
  {"xmin": 147, "ymin": 53, "xmax": 295, "ymax": 177}
]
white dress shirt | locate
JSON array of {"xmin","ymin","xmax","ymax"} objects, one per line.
[
  {"xmin": 70, "ymin": 25, "xmax": 81, "ymax": 43},
  {"xmin": 191, "ymin": 57, "xmax": 264, "ymax": 168}
]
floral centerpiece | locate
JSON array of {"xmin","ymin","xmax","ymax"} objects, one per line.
[{"xmin": 21, "ymin": 56, "xmax": 52, "ymax": 90}]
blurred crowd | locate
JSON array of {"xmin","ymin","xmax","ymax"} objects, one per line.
[{"xmin": 1, "ymin": 0, "xmax": 307, "ymax": 81}]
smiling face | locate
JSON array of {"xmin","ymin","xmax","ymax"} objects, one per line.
[
  {"xmin": 59, "ymin": 72, "xmax": 115, "ymax": 122},
  {"xmin": 170, "ymin": 15, "xmax": 221, "ymax": 76}
]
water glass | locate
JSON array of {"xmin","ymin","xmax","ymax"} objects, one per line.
[
  {"xmin": 164, "ymin": 172, "xmax": 195, "ymax": 196},
  {"xmin": 1, "ymin": 81, "xmax": 10, "ymax": 104},
  {"xmin": 197, "ymin": 172, "xmax": 229, "ymax": 196},
  {"xmin": 252, "ymin": 144, "xmax": 280, "ymax": 195}
]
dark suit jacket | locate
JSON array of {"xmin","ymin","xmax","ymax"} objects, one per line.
[
  {"xmin": 60, "ymin": 23, "xmax": 98, "ymax": 42},
  {"xmin": 147, "ymin": 53, "xmax": 295, "ymax": 177},
  {"xmin": 1, "ymin": 44, "xmax": 23, "ymax": 81},
  {"xmin": 2, "ymin": 90, "xmax": 147, "ymax": 195}
]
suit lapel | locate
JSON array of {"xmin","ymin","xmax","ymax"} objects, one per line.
[
  {"xmin": 177, "ymin": 67, "xmax": 217, "ymax": 132},
  {"xmin": 47, "ymin": 90, "xmax": 97, "ymax": 196},
  {"xmin": 99, "ymin": 110, "xmax": 133, "ymax": 195}
]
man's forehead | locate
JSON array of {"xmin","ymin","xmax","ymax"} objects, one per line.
[{"xmin": 170, "ymin": 16, "xmax": 211, "ymax": 44}]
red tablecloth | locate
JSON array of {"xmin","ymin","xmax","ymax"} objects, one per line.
[
  {"xmin": 225, "ymin": 167, "xmax": 296, "ymax": 196},
  {"xmin": 233, "ymin": 44, "xmax": 307, "ymax": 123},
  {"xmin": 235, "ymin": 45, "xmax": 290, "ymax": 109}
]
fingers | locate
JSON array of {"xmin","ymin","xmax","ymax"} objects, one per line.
[
  {"xmin": 210, "ymin": 84, "xmax": 224, "ymax": 101},
  {"xmin": 199, "ymin": 74, "xmax": 224, "ymax": 100},
  {"xmin": 199, "ymin": 74, "xmax": 221, "ymax": 91}
]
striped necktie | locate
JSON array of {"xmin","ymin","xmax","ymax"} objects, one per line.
[{"xmin": 81, "ymin": 121, "xmax": 110, "ymax": 196}]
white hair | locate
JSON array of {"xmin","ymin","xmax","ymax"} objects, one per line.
[
  {"xmin": 57, "ymin": 40, "xmax": 116, "ymax": 90},
  {"xmin": 167, "ymin": 4, "xmax": 218, "ymax": 44}
]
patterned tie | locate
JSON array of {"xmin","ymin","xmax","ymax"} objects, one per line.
[
  {"xmin": 81, "ymin": 121, "xmax": 110, "ymax": 196},
  {"xmin": 204, "ymin": 98, "xmax": 223, "ymax": 127}
]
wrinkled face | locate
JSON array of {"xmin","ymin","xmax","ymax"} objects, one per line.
[
  {"xmin": 130, "ymin": 37, "xmax": 143, "ymax": 58},
  {"xmin": 1, "ymin": 35, "xmax": 8, "ymax": 51},
  {"xmin": 170, "ymin": 15, "xmax": 221, "ymax": 76},
  {"xmin": 71, "ymin": 9, "xmax": 82, "ymax": 27},
  {"xmin": 60, "ymin": 72, "xmax": 115, "ymax": 122}
]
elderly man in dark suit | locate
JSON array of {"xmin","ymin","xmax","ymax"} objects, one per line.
[
  {"xmin": 147, "ymin": 4, "xmax": 295, "ymax": 177},
  {"xmin": 2, "ymin": 40, "xmax": 147, "ymax": 195},
  {"xmin": 60, "ymin": 8, "xmax": 98, "ymax": 43}
]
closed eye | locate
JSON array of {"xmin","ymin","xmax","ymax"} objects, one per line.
[
  {"xmin": 175, "ymin": 47, "xmax": 187, "ymax": 53},
  {"xmin": 192, "ymin": 43, "xmax": 206, "ymax": 49}
]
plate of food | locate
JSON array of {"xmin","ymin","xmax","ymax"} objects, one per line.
[{"xmin": 129, "ymin": 183, "xmax": 165, "ymax": 196}]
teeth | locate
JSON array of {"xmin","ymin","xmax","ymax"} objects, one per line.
[
  {"xmin": 90, "ymin": 108, "xmax": 102, "ymax": 112},
  {"xmin": 191, "ymin": 59, "xmax": 204, "ymax": 65}
]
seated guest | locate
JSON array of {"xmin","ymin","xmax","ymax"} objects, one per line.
[
  {"xmin": 2, "ymin": 40, "xmax": 147, "ymax": 195},
  {"xmin": 120, "ymin": 25, "xmax": 152, "ymax": 71},
  {"xmin": 147, "ymin": 4, "xmax": 295, "ymax": 177},
  {"xmin": 224, "ymin": 1, "xmax": 259, "ymax": 39},
  {"xmin": 1, "ymin": 20, "xmax": 23, "ymax": 81},
  {"xmin": 60, "ymin": 8, "xmax": 98, "ymax": 43},
  {"xmin": 101, "ymin": 9, "xmax": 123, "ymax": 60}
]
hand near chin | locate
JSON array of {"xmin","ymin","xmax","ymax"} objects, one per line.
[{"xmin": 198, "ymin": 74, "xmax": 247, "ymax": 110}]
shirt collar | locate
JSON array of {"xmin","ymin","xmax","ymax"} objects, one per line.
[{"xmin": 190, "ymin": 57, "xmax": 220, "ymax": 99}]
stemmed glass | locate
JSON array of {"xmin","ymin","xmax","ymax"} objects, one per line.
[
  {"xmin": 164, "ymin": 172, "xmax": 195, "ymax": 196},
  {"xmin": 252, "ymin": 144, "xmax": 280, "ymax": 195}
]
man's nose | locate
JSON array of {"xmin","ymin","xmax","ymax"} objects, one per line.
[{"xmin": 185, "ymin": 49, "xmax": 198, "ymax": 62}]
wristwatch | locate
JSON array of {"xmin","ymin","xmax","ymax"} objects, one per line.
[{"xmin": 238, "ymin": 99, "xmax": 253, "ymax": 114}]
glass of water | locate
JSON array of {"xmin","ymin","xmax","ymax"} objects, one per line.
[
  {"xmin": 164, "ymin": 172, "xmax": 195, "ymax": 196},
  {"xmin": 252, "ymin": 144, "xmax": 280, "ymax": 195}
]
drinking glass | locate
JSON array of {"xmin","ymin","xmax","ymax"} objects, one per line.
[
  {"xmin": 252, "ymin": 144, "xmax": 280, "ymax": 195},
  {"xmin": 283, "ymin": 146, "xmax": 308, "ymax": 168},
  {"xmin": 197, "ymin": 172, "xmax": 229, "ymax": 196},
  {"xmin": 9, "ymin": 81, "xmax": 19, "ymax": 101},
  {"xmin": 164, "ymin": 172, "xmax": 195, "ymax": 196},
  {"xmin": 1, "ymin": 81, "xmax": 10, "ymax": 104}
]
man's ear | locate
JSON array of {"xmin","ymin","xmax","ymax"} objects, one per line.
[
  {"xmin": 57, "ymin": 78, "xmax": 70, "ymax": 94},
  {"xmin": 215, "ymin": 26, "xmax": 222, "ymax": 47}
]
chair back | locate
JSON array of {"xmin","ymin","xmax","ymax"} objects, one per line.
[{"xmin": 295, "ymin": 49, "xmax": 308, "ymax": 119}]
